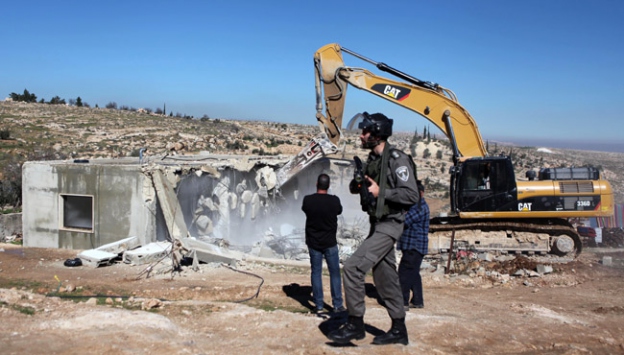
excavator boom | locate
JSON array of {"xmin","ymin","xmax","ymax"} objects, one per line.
[{"xmin": 314, "ymin": 43, "xmax": 487, "ymax": 159}]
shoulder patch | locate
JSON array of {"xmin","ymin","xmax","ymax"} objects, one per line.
[{"xmin": 396, "ymin": 166, "xmax": 410, "ymax": 181}]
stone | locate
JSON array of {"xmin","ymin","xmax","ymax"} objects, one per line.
[{"xmin": 536, "ymin": 264, "xmax": 553, "ymax": 274}]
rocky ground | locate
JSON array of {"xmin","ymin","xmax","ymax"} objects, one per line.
[
  {"xmin": 1, "ymin": 241, "xmax": 624, "ymax": 355},
  {"xmin": 3, "ymin": 100, "xmax": 624, "ymax": 354},
  {"xmin": 1, "ymin": 100, "xmax": 623, "ymax": 205}
]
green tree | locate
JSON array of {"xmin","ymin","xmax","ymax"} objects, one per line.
[
  {"xmin": 9, "ymin": 89, "xmax": 37, "ymax": 103},
  {"xmin": 410, "ymin": 128, "xmax": 418, "ymax": 145},
  {"xmin": 49, "ymin": 96, "xmax": 66, "ymax": 105},
  {"xmin": 409, "ymin": 127, "xmax": 419, "ymax": 156},
  {"xmin": 76, "ymin": 97, "xmax": 83, "ymax": 107}
]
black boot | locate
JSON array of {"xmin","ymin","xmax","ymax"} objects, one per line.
[
  {"xmin": 327, "ymin": 316, "xmax": 365, "ymax": 344},
  {"xmin": 372, "ymin": 318, "xmax": 409, "ymax": 345}
]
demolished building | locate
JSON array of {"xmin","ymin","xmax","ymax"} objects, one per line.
[{"xmin": 21, "ymin": 153, "xmax": 369, "ymax": 265}]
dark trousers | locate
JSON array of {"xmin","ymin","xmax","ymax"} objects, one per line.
[
  {"xmin": 398, "ymin": 249, "xmax": 424, "ymax": 306},
  {"xmin": 309, "ymin": 245, "xmax": 344, "ymax": 310},
  {"xmin": 343, "ymin": 229, "xmax": 405, "ymax": 319}
]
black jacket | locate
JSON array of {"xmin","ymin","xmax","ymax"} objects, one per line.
[{"xmin": 301, "ymin": 193, "xmax": 343, "ymax": 250}]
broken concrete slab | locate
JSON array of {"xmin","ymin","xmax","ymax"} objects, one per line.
[
  {"xmin": 150, "ymin": 170, "xmax": 188, "ymax": 243},
  {"xmin": 95, "ymin": 236, "xmax": 141, "ymax": 255},
  {"xmin": 182, "ymin": 238, "xmax": 243, "ymax": 266},
  {"xmin": 478, "ymin": 252, "xmax": 494, "ymax": 262},
  {"xmin": 77, "ymin": 249, "xmax": 119, "ymax": 268},
  {"xmin": 536, "ymin": 264, "xmax": 553, "ymax": 274},
  {"xmin": 123, "ymin": 242, "xmax": 172, "ymax": 266}
]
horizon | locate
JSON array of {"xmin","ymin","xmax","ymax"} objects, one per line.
[
  {"xmin": 4, "ymin": 98, "xmax": 622, "ymax": 155},
  {"xmin": 488, "ymin": 137, "xmax": 624, "ymax": 154}
]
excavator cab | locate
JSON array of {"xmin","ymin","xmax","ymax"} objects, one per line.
[{"xmin": 452, "ymin": 157, "xmax": 517, "ymax": 213}]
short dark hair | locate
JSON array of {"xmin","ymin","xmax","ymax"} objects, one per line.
[
  {"xmin": 317, "ymin": 173, "xmax": 330, "ymax": 190},
  {"xmin": 417, "ymin": 180, "xmax": 425, "ymax": 192}
]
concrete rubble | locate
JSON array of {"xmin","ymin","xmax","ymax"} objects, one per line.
[
  {"xmin": 59, "ymin": 154, "xmax": 624, "ymax": 281},
  {"xmin": 77, "ymin": 249, "xmax": 118, "ymax": 268}
]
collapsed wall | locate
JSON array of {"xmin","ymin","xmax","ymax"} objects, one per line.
[
  {"xmin": 159, "ymin": 155, "xmax": 369, "ymax": 262},
  {"xmin": 21, "ymin": 154, "xmax": 369, "ymax": 264}
]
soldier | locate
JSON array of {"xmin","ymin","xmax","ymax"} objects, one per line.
[{"xmin": 328, "ymin": 112, "xmax": 419, "ymax": 345}]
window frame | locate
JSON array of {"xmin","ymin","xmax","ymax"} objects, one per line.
[{"xmin": 59, "ymin": 194, "xmax": 94, "ymax": 233}]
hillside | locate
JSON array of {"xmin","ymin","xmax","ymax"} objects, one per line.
[{"xmin": 1, "ymin": 100, "xmax": 623, "ymax": 206}]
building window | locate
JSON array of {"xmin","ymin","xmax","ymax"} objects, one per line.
[{"xmin": 60, "ymin": 194, "xmax": 94, "ymax": 232}]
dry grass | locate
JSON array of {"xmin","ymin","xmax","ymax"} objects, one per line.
[{"xmin": 1, "ymin": 100, "xmax": 623, "ymax": 204}]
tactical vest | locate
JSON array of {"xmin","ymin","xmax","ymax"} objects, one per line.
[
  {"xmin": 363, "ymin": 156, "xmax": 388, "ymax": 217},
  {"xmin": 363, "ymin": 148, "xmax": 416, "ymax": 218}
]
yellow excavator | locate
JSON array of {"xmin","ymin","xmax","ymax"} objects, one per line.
[{"xmin": 279, "ymin": 43, "xmax": 614, "ymax": 257}]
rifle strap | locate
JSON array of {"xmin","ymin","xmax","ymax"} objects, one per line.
[{"xmin": 375, "ymin": 143, "xmax": 390, "ymax": 219}]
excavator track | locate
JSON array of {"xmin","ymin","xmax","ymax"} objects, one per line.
[{"xmin": 428, "ymin": 217, "xmax": 582, "ymax": 258}]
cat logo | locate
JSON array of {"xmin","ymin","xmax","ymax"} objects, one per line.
[
  {"xmin": 371, "ymin": 84, "xmax": 411, "ymax": 101},
  {"xmin": 383, "ymin": 86, "xmax": 402, "ymax": 99},
  {"xmin": 518, "ymin": 202, "xmax": 532, "ymax": 211}
]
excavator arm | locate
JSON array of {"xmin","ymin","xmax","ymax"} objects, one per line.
[
  {"xmin": 276, "ymin": 42, "xmax": 488, "ymax": 189},
  {"xmin": 314, "ymin": 43, "xmax": 488, "ymax": 159}
]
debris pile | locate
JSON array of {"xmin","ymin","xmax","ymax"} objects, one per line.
[
  {"xmin": 598, "ymin": 228, "xmax": 624, "ymax": 248},
  {"xmin": 1, "ymin": 233, "xmax": 22, "ymax": 244}
]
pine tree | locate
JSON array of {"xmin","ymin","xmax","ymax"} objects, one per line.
[
  {"xmin": 427, "ymin": 125, "xmax": 431, "ymax": 142},
  {"xmin": 411, "ymin": 128, "xmax": 418, "ymax": 145}
]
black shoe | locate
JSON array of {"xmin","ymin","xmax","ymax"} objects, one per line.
[
  {"xmin": 333, "ymin": 306, "xmax": 347, "ymax": 313},
  {"xmin": 372, "ymin": 318, "xmax": 409, "ymax": 345},
  {"xmin": 327, "ymin": 316, "xmax": 365, "ymax": 344},
  {"xmin": 409, "ymin": 303, "xmax": 424, "ymax": 309}
]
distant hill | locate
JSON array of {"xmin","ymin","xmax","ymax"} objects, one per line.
[
  {"xmin": 1, "ymin": 100, "xmax": 622, "ymax": 206},
  {"xmin": 492, "ymin": 137, "xmax": 624, "ymax": 154}
]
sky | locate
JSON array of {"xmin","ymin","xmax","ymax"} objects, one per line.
[{"xmin": 2, "ymin": 0, "xmax": 623, "ymax": 152}]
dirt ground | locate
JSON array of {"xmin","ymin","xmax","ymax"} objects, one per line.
[{"xmin": 1, "ymin": 242, "xmax": 624, "ymax": 355}]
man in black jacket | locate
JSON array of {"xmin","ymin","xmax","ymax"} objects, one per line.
[{"xmin": 302, "ymin": 173, "xmax": 345, "ymax": 313}]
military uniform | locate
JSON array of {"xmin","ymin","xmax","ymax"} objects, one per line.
[{"xmin": 343, "ymin": 145, "xmax": 420, "ymax": 320}]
